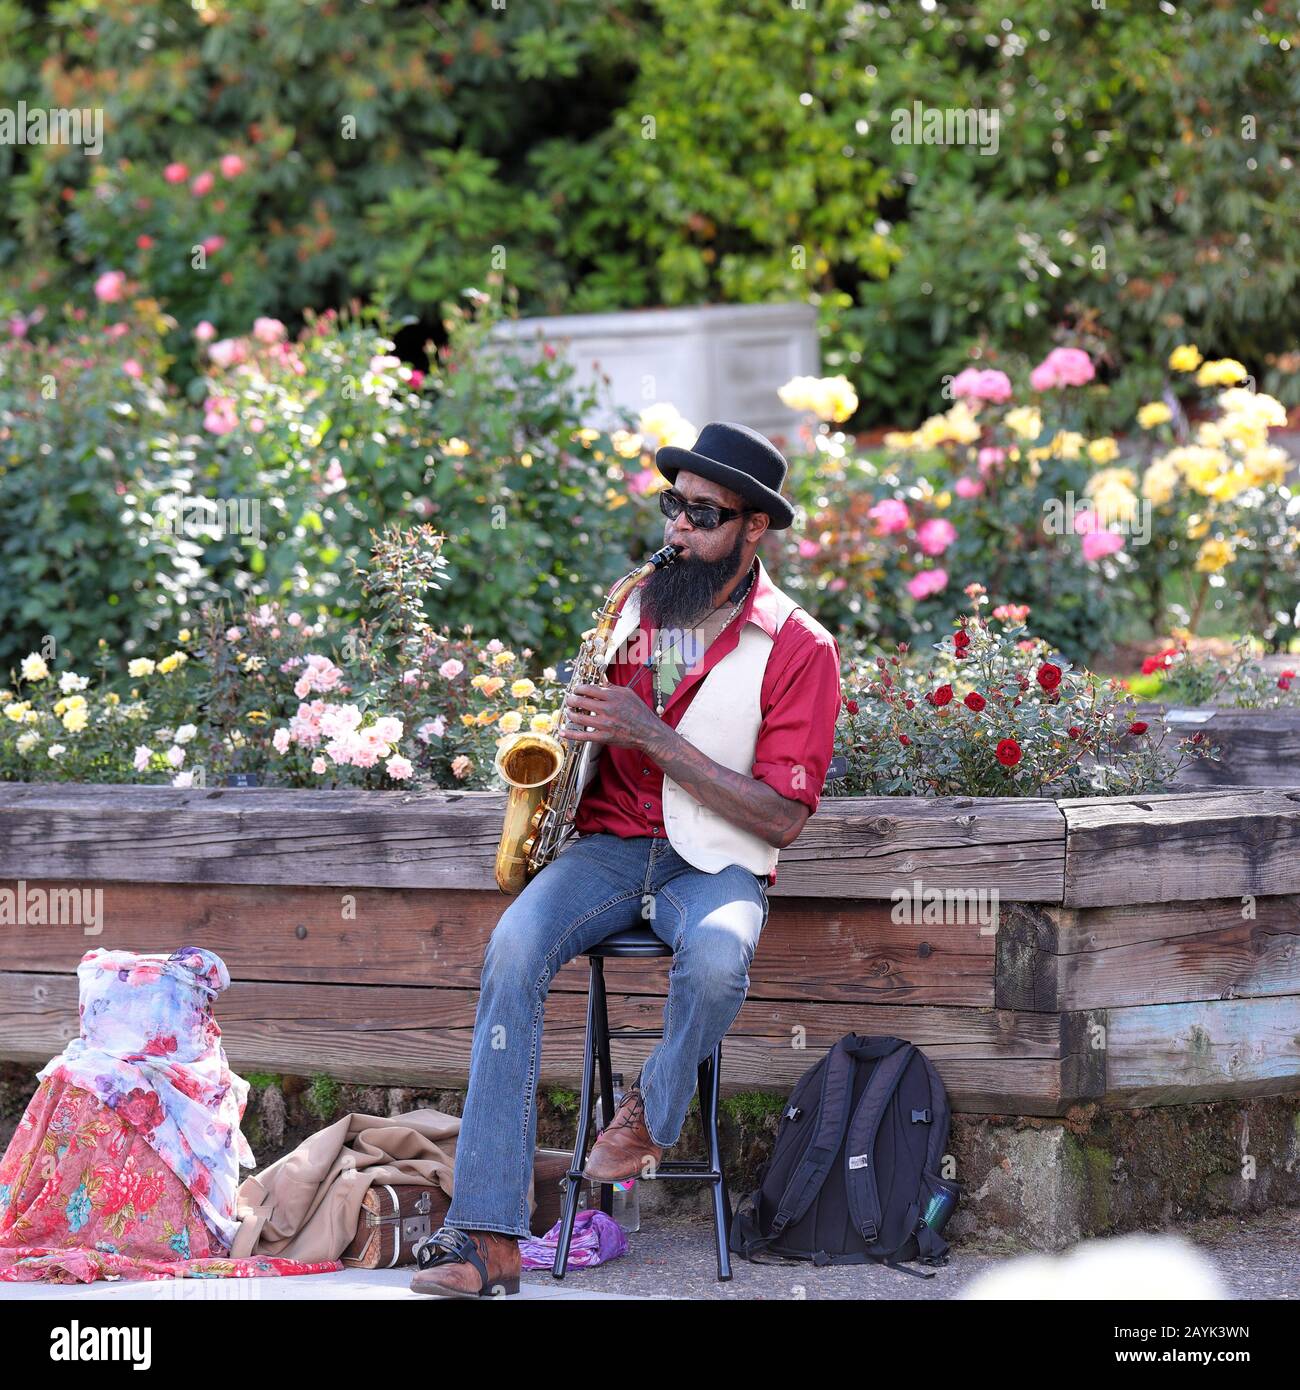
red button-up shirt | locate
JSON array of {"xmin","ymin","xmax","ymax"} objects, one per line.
[{"xmin": 573, "ymin": 555, "xmax": 842, "ymax": 886}]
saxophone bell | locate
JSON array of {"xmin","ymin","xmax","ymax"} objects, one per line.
[{"xmin": 492, "ymin": 541, "xmax": 685, "ymax": 895}]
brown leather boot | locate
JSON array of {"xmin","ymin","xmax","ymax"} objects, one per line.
[
  {"xmin": 582, "ymin": 1081, "xmax": 665, "ymax": 1183},
  {"xmin": 409, "ymin": 1225, "xmax": 522, "ymax": 1298}
]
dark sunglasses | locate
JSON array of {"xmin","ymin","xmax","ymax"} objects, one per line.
[{"xmin": 658, "ymin": 487, "xmax": 754, "ymax": 531}]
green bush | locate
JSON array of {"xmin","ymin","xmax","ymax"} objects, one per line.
[{"xmin": 2, "ymin": 2, "xmax": 1295, "ymax": 422}]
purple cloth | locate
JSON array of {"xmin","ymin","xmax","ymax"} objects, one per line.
[{"xmin": 518, "ymin": 1209, "xmax": 628, "ymax": 1270}]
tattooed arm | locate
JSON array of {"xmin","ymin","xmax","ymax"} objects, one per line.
[{"xmin": 644, "ymin": 723, "xmax": 810, "ymax": 849}]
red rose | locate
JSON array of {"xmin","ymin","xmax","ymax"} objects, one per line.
[
  {"xmin": 928, "ymin": 684, "xmax": 953, "ymax": 707},
  {"xmin": 846, "ymin": 699, "xmax": 859, "ymax": 714},
  {"xmin": 953, "ymin": 629, "xmax": 970, "ymax": 652},
  {"xmin": 1036, "ymin": 663, "xmax": 1062, "ymax": 692},
  {"xmin": 1128, "ymin": 721, "xmax": 1149, "ymax": 735},
  {"xmin": 881, "ymin": 674, "xmax": 892, "ymax": 688},
  {"xmin": 1140, "ymin": 656, "xmax": 1161, "ymax": 676},
  {"xmin": 964, "ymin": 691, "xmax": 986, "ymax": 712},
  {"xmin": 1279, "ymin": 671, "xmax": 1295, "ymax": 691},
  {"xmin": 995, "ymin": 738, "xmax": 1022, "ymax": 767},
  {"xmin": 899, "ymin": 734, "xmax": 911, "ymax": 746},
  {"xmin": 1068, "ymin": 726, "xmax": 1083, "ymax": 740},
  {"xmin": 904, "ymin": 698, "xmax": 915, "ymax": 710}
]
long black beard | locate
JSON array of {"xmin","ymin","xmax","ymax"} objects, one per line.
[{"xmin": 640, "ymin": 527, "xmax": 750, "ymax": 629}]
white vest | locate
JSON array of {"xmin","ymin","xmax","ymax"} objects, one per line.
[{"xmin": 578, "ymin": 560, "xmax": 802, "ymax": 875}]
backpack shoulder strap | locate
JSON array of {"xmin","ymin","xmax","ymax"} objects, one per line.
[
  {"xmin": 764, "ymin": 1035, "xmax": 860, "ymax": 1242},
  {"xmin": 843, "ymin": 1040, "xmax": 916, "ymax": 1243}
]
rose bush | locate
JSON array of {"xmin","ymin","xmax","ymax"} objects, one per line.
[{"xmin": 833, "ymin": 584, "xmax": 1218, "ymax": 797}]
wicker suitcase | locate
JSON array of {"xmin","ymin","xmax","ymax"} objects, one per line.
[{"xmin": 341, "ymin": 1148, "xmax": 580, "ymax": 1267}]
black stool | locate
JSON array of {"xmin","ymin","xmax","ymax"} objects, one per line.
[{"xmin": 552, "ymin": 925, "xmax": 733, "ymax": 1281}]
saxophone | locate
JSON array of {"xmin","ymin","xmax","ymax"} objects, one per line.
[{"xmin": 493, "ymin": 541, "xmax": 684, "ymax": 895}]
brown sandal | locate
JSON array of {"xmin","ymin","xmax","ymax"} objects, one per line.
[{"xmin": 410, "ymin": 1225, "xmax": 521, "ymax": 1298}]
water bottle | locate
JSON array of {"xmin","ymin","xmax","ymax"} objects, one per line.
[{"xmin": 581, "ymin": 1072, "xmax": 641, "ymax": 1234}]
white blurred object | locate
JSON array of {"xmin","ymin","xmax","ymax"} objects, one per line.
[
  {"xmin": 487, "ymin": 303, "xmax": 819, "ymax": 440},
  {"xmin": 961, "ymin": 1233, "xmax": 1228, "ymax": 1300}
]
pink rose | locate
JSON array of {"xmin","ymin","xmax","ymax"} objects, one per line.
[
  {"xmin": 191, "ymin": 171, "xmax": 215, "ymax": 196},
  {"xmin": 1030, "ymin": 346, "xmax": 1095, "ymax": 390},
  {"xmin": 200, "ymin": 235, "xmax": 225, "ymax": 255},
  {"xmin": 951, "ymin": 367, "xmax": 1012, "ymax": 404},
  {"xmin": 1081, "ymin": 530, "xmax": 1125, "ymax": 561},
  {"xmin": 94, "ymin": 270, "xmax": 127, "ymax": 304},
  {"xmin": 907, "ymin": 568, "xmax": 949, "ymax": 600},
  {"xmin": 203, "ymin": 395, "xmax": 238, "ymax": 435},
  {"xmin": 955, "ymin": 476, "xmax": 984, "ymax": 498},
  {"xmin": 252, "ymin": 316, "xmax": 285, "ymax": 344},
  {"xmin": 915, "ymin": 518, "xmax": 958, "ymax": 557},
  {"xmin": 194, "ymin": 320, "xmax": 216, "ymax": 343},
  {"xmin": 207, "ymin": 337, "xmax": 245, "ymax": 369},
  {"xmin": 797, "ymin": 537, "xmax": 821, "ymax": 558},
  {"xmin": 219, "ymin": 153, "xmax": 246, "ymax": 178},
  {"xmin": 869, "ymin": 498, "xmax": 912, "ymax": 535},
  {"xmin": 163, "ymin": 162, "xmax": 189, "ymax": 184},
  {"xmin": 122, "ymin": 358, "xmax": 143, "ymax": 380}
]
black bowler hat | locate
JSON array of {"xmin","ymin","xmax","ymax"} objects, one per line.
[{"xmin": 654, "ymin": 421, "xmax": 795, "ymax": 530}]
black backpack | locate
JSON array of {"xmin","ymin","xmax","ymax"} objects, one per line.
[{"xmin": 729, "ymin": 1033, "xmax": 962, "ymax": 1279}]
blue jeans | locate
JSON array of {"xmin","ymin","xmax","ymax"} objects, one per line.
[{"xmin": 444, "ymin": 830, "xmax": 771, "ymax": 1238}]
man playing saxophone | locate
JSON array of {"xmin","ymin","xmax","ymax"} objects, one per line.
[{"xmin": 412, "ymin": 421, "xmax": 843, "ymax": 1297}]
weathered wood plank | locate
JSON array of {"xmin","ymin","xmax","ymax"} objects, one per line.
[
  {"xmin": 1132, "ymin": 704, "xmax": 1300, "ymax": 789},
  {"xmin": 0, "ymin": 880, "xmax": 998, "ymax": 1006},
  {"xmin": 1100, "ymin": 997, "xmax": 1300, "ymax": 1105},
  {"xmin": 0, "ymin": 972, "xmax": 1068, "ymax": 1115},
  {"xmin": 1059, "ymin": 788, "xmax": 1300, "ymax": 907},
  {"xmin": 0, "ymin": 784, "xmax": 1068, "ymax": 901},
  {"xmin": 996, "ymin": 896, "xmax": 1300, "ymax": 1011}
]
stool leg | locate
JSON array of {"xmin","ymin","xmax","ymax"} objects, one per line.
[
  {"xmin": 698, "ymin": 1044, "xmax": 732, "ymax": 1281},
  {"xmin": 554, "ymin": 957, "xmax": 603, "ymax": 1280},
  {"xmin": 590, "ymin": 959, "xmax": 616, "ymax": 1217}
]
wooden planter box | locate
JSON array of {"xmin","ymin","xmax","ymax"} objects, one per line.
[
  {"xmin": 1133, "ymin": 703, "xmax": 1300, "ymax": 789},
  {"xmin": 1, "ymin": 783, "xmax": 1298, "ymax": 1119}
]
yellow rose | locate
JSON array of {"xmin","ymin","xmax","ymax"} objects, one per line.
[
  {"xmin": 470, "ymin": 673, "xmax": 490, "ymax": 690},
  {"xmin": 1168, "ymin": 344, "xmax": 1203, "ymax": 373},
  {"xmin": 62, "ymin": 707, "xmax": 89, "ymax": 733},
  {"xmin": 460, "ymin": 713, "xmax": 478, "ymax": 728},
  {"xmin": 442, "ymin": 437, "xmax": 471, "ymax": 457},
  {"xmin": 178, "ymin": 628, "xmax": 192, "ymax": 643},
  {"xmin": 530, "ymin": 713, "xmax": 556, "ymax": 733},
  {"xmin": 611, "ymin": 429, "xmax": 644, "ymax": 460},
  {"xmin": 53, "ymin": 699, "xmax": 67, "ymax": 716},
  {"xmin": 1141, "ymin": 459, "xmax": 1180, "ymax": 506},
  {"xmin": 498, "ymin": 710, "xmax": 522, "ymax": 734},
  {"xmin": 127, "ymin": 658, "xmax": 156, "ymax": 677},
  {"xmin": 476, "ymin": 709, "xmax": 499, "ymax": 726},
  {"xmin": 3, "ymin": 701, "xmax": 32, "ymax": 722},
  {"xmin": 157, "ymin": 652, "xmax": 188, "ymax": 674},
  {"xmin": 933, "ymin": 490, "xmax": 952, "ymax": 510},
  {"xmin": 1243, "ymin": 446, "xmax": 1290, "ymax": 487},
  {"xmin": 1136, "ymin": 401, "xmax": 1172, "ymax": 429},
  {"xmin": 1004, "ymin": 406, "xmax": 1042, "ymax": 440},
  {"xmin": 20, "ymin": 653, "xmax": 50, "ymax": 681},
  {"xmin": 1195, "ymin": 538, "xmax": 1234, "ymax": 572},
  {"xmin": 106, "ymin": 692, "xmax": 120, "ymax": 706},
  {"xmin": 1195, "ymin": 358, "xmax": 1248, "ymax": 388},
  {"xmin": 510, "ymin": 678, "xmax": 537, "ymax": 699},
  {"xmin": 1086, "ymin": 437, "xmax": 1119, "ymax": 464},
  {"xmin": 491, "ymin": 651, "xmax": 516, "ymax": 668}
]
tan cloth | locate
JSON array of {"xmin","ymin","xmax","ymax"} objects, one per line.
[{"xmin": 230, "ymin": 1108, "xmax": 536, "ymax": 1262}]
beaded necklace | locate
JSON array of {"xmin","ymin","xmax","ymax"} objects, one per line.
[{"xmin": 650, "ymin": 561, "xmax": 756, "ymax": 716}]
